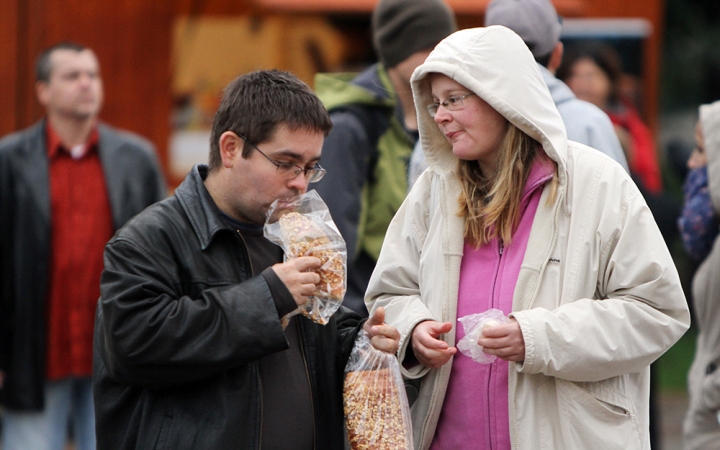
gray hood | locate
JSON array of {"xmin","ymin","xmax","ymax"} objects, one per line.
[
  {"xmin": 701, "ymin": 101, "xmax": 720, "ymax": 212},
  {"xmin": 411, "ymin": 26, "xmax": 568, "ymax": 187}
]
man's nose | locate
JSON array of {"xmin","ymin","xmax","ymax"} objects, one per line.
[
  {"xmin": 287, "ymin": 173, "xmax": 310, "ymax": 193},
  {"xmin": 78, "ymin": 73, "xmax": 95, "ymax": 87}
]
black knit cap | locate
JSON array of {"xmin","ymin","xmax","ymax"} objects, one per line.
[{"xmin": 372, "ymin": 0, "xmax": 457, "ymax": 69}]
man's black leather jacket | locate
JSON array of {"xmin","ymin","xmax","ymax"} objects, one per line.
[{"xmin": 94, "ymin": 165, "xmax": 362, "ymax": 449}]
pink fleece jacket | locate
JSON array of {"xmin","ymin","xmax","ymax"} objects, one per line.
[{"xmin": 431, "ymin": 155, "xmax": 555, "ymax": 450}]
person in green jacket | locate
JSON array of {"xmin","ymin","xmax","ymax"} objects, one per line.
[{"xmin": 313, "ymin": 0, "xmax": 456, "ymax": 316}]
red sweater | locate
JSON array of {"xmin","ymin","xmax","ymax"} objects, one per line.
[
  {"xmin": 45, "ymin": 123, "xmax": 113, "ymax": 380},
  {"xmin": 607, "ymin": 100, "xmax": 663, "ymax": 194}
]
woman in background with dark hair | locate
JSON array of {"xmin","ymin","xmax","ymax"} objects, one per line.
[
  {"xmin": 557, "ymin": 41, "xmax": 663, "ymax": 195},
  {"xmin": 557, "ymin": 41, "xmax": 683, "ymax": 250}
]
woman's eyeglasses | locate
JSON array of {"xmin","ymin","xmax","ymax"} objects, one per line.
[{"xmin": 427, "ymin": 93, "xmax": 476, "ymax": 118}]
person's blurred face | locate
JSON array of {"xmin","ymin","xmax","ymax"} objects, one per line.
[
  {"xmin": 564, "ymin": 57, "xmax": 612, "ymax": 110},
  {"xmin": 219, "ymin": 124, "xmax": 324, "ymax": 224},
  {"xmin": 36, "ymin": 49, "xmax": 104, "ymax": 121},
  {"xmin": 430, "ymin": 73, "xmax": 508, "ymax": 172},
  {"xmin": 391, "ymin": 49, "xmax": 433, "ymax": 88},
  {"xmin": 687, "ymin": 121, "xmax": 707, "ymax": 170}
]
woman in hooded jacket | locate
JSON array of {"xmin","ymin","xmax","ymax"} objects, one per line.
[{"xmin": 365, "ymin": 26, "xmax": 690, "ymax": 450}]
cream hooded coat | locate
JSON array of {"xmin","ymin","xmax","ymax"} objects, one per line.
[{"xmin": 365, "ymin": 26, "xmax": 690, "ymax": 450}]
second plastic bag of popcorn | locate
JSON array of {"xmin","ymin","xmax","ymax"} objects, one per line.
[{"xmin": 343, "ymin": 330, "xmax": 413, "ymax": 450}]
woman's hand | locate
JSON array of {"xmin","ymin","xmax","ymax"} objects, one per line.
[
  {"xmin": 363, "ymin": 307, "xmax": 401, "ymax": 354},
  {"xmin": 411, "ymin": 320, "xmax": 457, "ymax": 368},
  {"xmin": 477, "ymin": 318, "xmax": 526, "ymax": 362}
]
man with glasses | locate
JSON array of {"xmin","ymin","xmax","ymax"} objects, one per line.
[{"xmin": 92, "ymin": 69, "xmax": 399, "ymax": 450}]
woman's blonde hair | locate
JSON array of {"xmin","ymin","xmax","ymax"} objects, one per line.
[{"xmin": 457, "ymin": 123, "xmax": 557, "ymax": 247}]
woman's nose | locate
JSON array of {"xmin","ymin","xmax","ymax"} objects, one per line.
[{"xmin": 433, "ymin": 105, "xmax": 452, "ymax": 123}]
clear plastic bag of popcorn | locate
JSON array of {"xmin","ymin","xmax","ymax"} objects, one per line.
[
  {"xmin": 264, "ymin": 190, "xmax": 347, "ymax": 327},
  {"xmin": 457, "ymin": 308, "xmax": 511, "ymax": 364},
  {"xmin": 343, "ymin": 330, "xmax": 413, "ymax": 450}
]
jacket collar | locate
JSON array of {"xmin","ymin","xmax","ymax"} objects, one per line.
[
  {"xmin": 539, "ymin": 64, "xmax": 575, "ymax": 107},
  {"xmin": 46, "ymin": 120, "xmax": 99, "ymax": 159},
  {"xmin": 175, "ymin": 164, "xmax": 235, "ymax": 251}
]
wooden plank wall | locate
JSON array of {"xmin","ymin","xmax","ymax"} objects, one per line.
[
  {"xmin": 0, "ymin": 0, "xmax": 663, "ymax": 186},
  {"xmin": 0, "ymin": 0, "xmax": 176, "ymax": 173},
  {"xmin": 0, "ymin": 0, "xmax": 251, "ymax": 183}
]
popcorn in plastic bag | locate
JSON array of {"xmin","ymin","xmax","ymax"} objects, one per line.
[
  {"xmin": 457, "ymin": 308, "xmax": 511, "ymax": 364},
  {"xmin": 343, "ymin": 330, "xmax": 413, "ymax": 450},
  {"xmin": 264, "ymin": 190, "xmax": 346, "ymax": 327}
]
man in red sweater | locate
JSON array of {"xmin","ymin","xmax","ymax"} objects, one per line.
[{"xmin": 0, "ymin": 42, "xmax": 166, "ymax": 450}]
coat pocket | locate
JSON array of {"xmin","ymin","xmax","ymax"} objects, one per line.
[{"xmin": 538, "ymin": 378, "xmax": 642, "ymax": 449}]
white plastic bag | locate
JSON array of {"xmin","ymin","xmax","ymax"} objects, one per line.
[
  {"xmin": 457, "ymin": 308, "xmax": 510, "ymax": 364},
  {"xmin": 264, "ymin": 190, "xmax": 346, "ymax": 327},
  {"xmin": 343, "ymin": 330, "xmax": 413, "ymax": 450}
]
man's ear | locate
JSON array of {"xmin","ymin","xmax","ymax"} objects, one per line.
[
  {"xmin": 218, "ymin": 131, "xmax": 242, "ymax": 168},
  {"xmin": 547, "ymin": 42, "xmax": 564, "ymax": 75},
  {"xmin": 36, "ymin": 81, "xmax": 50, "ymax": 107}
]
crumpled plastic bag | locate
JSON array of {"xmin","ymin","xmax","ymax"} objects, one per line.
[
  {"xmin": 264, "ymin": 190, "xmax": 346, "ymax": 327},
  {"xmin": 457, "ymin": 308, "xmax": 511, "ymax": 364},
  {"xmin": 343, "ymin": 330, "xmax": 413, "ymax": 450}
]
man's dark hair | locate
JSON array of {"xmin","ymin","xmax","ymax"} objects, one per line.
[
  {"xmin": 208, "ymin": 69, "xmax": 333, "ymax": 171},
  {"xmin": 35, "ymin": 42, "xmax": 89, "ymax": 83}
]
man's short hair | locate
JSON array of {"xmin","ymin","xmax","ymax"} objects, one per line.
[
  {"xmin": 208, "ymin": 70, "xmax": 333, "ymax": 171},
  {"xmin": 35, "ymin": 42, "xmax": 89, "ymax": 83}
]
